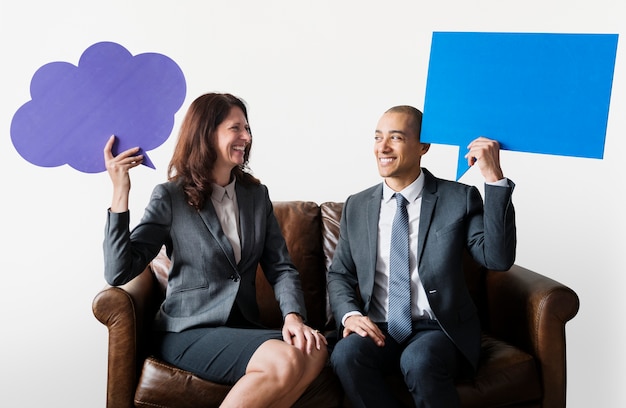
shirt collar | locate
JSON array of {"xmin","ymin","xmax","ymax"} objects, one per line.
[
  {"xmin": 211, "ymin": 178, "xmax": 237, "ymax": 202},
  {"xmin": 382, "ymin": 170, "xmax": 425, "ymax": 204}
]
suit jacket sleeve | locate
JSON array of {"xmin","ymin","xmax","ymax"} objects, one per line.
[
  {"xmin": 256, "ymin": 189, "xmax": 307, "ymax": 320},
  {"xmin": 327, "ymin": 193, "xmax": 366, "ymax": 327},
  {"xmin": 103, "ymin": 184, "xmax": 171, "ymax": 286},
  {"xmin": 466, "ymin": 180, "xmax": 516, "ymax": 271}
]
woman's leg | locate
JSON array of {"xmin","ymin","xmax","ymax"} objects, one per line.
[{"xmin": 220, "ymin": 339, "xmax": 328, "ymax": 408}]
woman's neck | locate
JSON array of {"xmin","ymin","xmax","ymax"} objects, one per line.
[{"xmin": 213, "ymin": 168, "xmax": 234, "ymax": 187}]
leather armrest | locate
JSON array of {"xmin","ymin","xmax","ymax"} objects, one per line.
[
  {"xmin": 485, "ymin": 264, "xmax": 580, "ymax": 407},
  {"xmin": 92, "ymin": 267, "xmax": 159, "ymax": 408}
]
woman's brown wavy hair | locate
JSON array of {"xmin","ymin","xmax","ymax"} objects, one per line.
[{"xmin": 168, "ymin": 93, "xmax": 259, "ymax": 210}]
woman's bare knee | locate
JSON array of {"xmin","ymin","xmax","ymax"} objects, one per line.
[{"xmin": 247, "ymin": 340, "xmax": 306, "ymax": 387}]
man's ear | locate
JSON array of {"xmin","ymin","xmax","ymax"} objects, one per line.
[{"xmin": 420, "ymin": 143, "xmax": 431, "ymax": 154}]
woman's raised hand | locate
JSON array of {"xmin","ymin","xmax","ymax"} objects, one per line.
[{"xmin": 103, "ymin": 135, "xmax": 143, "ymax": 212}]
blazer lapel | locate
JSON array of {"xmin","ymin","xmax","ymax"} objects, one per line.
[
  {"xmin": 198, "ymin": 199, "xmax": 238, "ymax": 270},
  {"xmin": 235, "ymin": 183, "xmax": 254, "ymax": 267},
  {"xmin": 418, "ymin": 169, "xmax": 438, "ymax": 265},
  {"xmin": 364, "ymin": 184, "xmax": 383, "ymax": 294}
]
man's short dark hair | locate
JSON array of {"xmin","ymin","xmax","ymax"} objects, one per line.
[{"xmin": 385, "ymin": 105, "xmax": 423, "ymax": 140}]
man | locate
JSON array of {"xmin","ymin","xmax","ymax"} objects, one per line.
[{"xmin": 327, "ymin": 105, "xmax": 516, "ymax": 407}]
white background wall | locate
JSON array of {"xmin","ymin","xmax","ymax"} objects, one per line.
[{"xmin": 1, "ymin": 1, "xmax": 623, "ymax": 406}]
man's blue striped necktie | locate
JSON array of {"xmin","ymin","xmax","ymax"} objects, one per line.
[{"xmin": 388, "ymin": 193, "xmax": 412, "ymax": 343}]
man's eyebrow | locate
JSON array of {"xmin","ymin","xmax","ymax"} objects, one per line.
[
  {"xmin": 374, "ymin": 129, "xmax": 406, "ymax": 135},
  {"xmin": 375, "ymin": 129, "xmax": 407, "ymax": 135}
]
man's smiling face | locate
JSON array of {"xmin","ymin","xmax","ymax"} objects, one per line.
[{"xmin": 374, "ymin": 111, "xmax": 429, "ymax": 191}]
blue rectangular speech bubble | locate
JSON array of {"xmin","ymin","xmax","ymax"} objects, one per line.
[{"xmin": 420, "ymin": 32, "xmax": 619, "ymax": 180}]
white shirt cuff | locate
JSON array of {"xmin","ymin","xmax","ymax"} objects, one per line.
[
  {"xmin": 341, "ymin": 311, "xmax": 363, "ymax": 326},
  {"xmin": 487, "ymin": 177, "xmax": 508, "ymax": 187}
]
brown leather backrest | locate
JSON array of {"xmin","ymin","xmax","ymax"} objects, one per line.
[
  {"xmin": 255, "ymin": 201, "xmax": 327, "ymax": 330},
  {"xmin": 320, "ymin": 202, "xmax": 345, "ymax": 329},
  {"xmin": 319, "ymin": 202, "xmax": 342, "ymax": 273}
]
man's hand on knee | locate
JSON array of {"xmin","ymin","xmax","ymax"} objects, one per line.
[{"xmin": 343, "ymin": 315, "xmax": 386, "ymax": 347}]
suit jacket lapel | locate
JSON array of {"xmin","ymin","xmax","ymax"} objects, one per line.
[
  {"xmin": 235, "ymin": 183, "xmax": 254, "ymax": 267},
  {"xmin": 365, "ymin": 184, "xmax": 383, "ymax": 291},
  {"xmin": 418, "ymin": 169, "xmax": 438, "ymax": 265},
  {"xmin": 198, "ymin": 198, "xmax": 238, "ymax": 270}
]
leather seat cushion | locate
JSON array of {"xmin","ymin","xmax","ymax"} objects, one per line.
[
  {"xmin": 135, "ymin": 356, "xmax": 344, "ymax": 408},
  {"xmin": 135, "ymin": 357, "xmax": 230, "ymax": 408},
  {"xmin": 457, "ymin": 334, "xmax": 542, "ymax": 407}
]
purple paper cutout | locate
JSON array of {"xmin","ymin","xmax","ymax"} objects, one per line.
[{"xmin": 10, "ymin": 41, "xmax": 187, "ymax": 173}]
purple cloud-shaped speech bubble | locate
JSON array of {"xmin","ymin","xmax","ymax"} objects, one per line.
[{"xmin": 10, "ymin": 41, "xmax": 186, "ymax": 173}]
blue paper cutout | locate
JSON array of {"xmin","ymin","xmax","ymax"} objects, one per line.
[{"xmin": 421, "ymin": 32, "xmax": 619, "ymax": 180}]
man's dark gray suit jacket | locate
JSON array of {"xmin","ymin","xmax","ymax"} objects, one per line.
[
  {"xmin": 327, "ymin": 168, "xmax": 516, "ymax": 370},
  {"xmin": 104, "ymin": 181, "xmax": 306, "ymax": 333}
]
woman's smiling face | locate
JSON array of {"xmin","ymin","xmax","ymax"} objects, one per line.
[{"xmin": 214, "ymin": 106, "xmax": 251, "ymax": 175}]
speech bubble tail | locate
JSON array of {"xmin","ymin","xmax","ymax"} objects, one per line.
[
  {"xmin": 139, "ymin": 149, "xmax": 156, "ymax": 169},
  {"xmin": 456, "ymin": 150, "xmax": 470, "ymax": 180}
]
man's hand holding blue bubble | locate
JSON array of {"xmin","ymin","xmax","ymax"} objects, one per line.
[{"xmin": 465, "ymin": 137, "xmax": 504, "ymax": 183}]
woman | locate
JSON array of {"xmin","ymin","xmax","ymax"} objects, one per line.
[{"xmin": 103, "ymin": 92, "xmax": 327, "ymax": 407}]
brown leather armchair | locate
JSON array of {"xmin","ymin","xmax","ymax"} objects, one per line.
[{"xmin": 93, "ymin": 201, "xmax": 579, "ymax": 407}]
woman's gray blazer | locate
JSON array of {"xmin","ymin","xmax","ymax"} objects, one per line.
[{"xmin": 104, "ymin": 181, "xmax": 306, "ymax": 332}]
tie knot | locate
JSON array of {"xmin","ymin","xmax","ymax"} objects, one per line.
[{"xmin": 394, "ymin": 193, "xmax": 408, "ymax": 208}]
